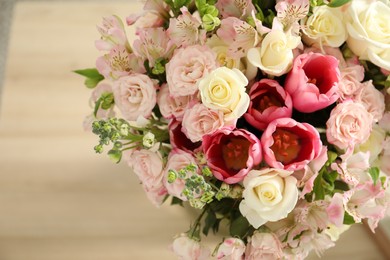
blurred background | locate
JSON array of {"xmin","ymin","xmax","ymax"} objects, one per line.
[{"xmin": 0, "ymin": 0, "xmax": 388, "ymax": 259}]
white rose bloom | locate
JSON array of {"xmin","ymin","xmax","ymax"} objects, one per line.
[
  {"xmin": 239, "ymin": 168, "xmax": 299, "ymax": 228},
  {"xmin": 302, "ymin": 5, "xmax": 347, "ymax": 48},
  {"xmin": 198, "ymin": 67, "xmax": 249, "ymax": 122},
  {"xmin": 345, "ymin": 0, "xmax": 390, "ymax": 70},
  {"xmin": 247, "ymin": 29, "xmax": 300, "ymax": 76}
]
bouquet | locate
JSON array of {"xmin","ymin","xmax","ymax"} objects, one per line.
[{"xmin": 76, "ymin": 0, "xmax": 390, "ymax": 259}]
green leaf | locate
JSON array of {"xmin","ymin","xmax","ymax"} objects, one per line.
[
  {"xmin": 230, "ymin": 215, "xmax": 250, "ymax": 238},
  {"xmin": 171, "ymin": 196, "xmax": 184, "ymax": 206},
  {"xmin": 334, "ymin": 180, "xmax": 350, "ymax": 191},
  {"xmin": 74, "ymin": 68, "xmax": 104, "ymax": 89},
  {"xmin": 328, "ymin": 0, "xmax": 352, "ymax": 7},
  {"xmin": 202, "ymin": 210, "xmax": 217, "ymax": 236},
  {"xmin": 369, "ymin": 167, "xmax": 380, "ymax": 186},
  {"xmin": 343, "ymin": 211, "xmax": 355, "ymax": 225},
  {"xmin": 313, "ymin": 171, "xmax": 325, "ymax": 200},
  {"xmin": 324, "ymin": 170, "xmax": 338, "ymax": 184}
]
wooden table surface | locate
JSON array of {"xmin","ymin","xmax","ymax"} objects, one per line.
[{"xmin": 0, "ymin": 2, "xmax": 386, "ymax": 260}]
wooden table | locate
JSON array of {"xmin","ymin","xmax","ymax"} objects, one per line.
[{"xmin": 0, "ymin": 2, "xmax": 385, "ymax": 259}]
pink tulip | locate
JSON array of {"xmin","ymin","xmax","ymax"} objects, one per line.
[
  {"xmin": 261, "ymin": 118, "xmax": 322, "ymax": 171},
  {"xmin": 285, "ymin": 52, "xmax": 340, "ymax": 113},
  {"xmin": 244, "ymin": 79, "xmax": 293, "ymax": 130},
  {"xmin": 203, "ymin": 128, "xmax": 262, "ymax": 184}
]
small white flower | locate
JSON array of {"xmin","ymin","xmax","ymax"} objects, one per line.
[{"xmin": 143, "ymin": 132, "xmax": 156, "ymax": 148}]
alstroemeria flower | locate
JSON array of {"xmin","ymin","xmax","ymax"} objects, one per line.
[
  {"xmin": 133, "ymin": 27, "xmax": 174, "ymax": 66},
  {"xmin": 285, "ymin": 52, "xmax": 340, "ymax": 113},
  {"xmin": 217, "ymin": 17, "xmax": 259, "ymax": 59},
  {"xmin": 244, "ymin": 79, "xmax": 293, "ymax": 130},
  {"xmin": 276, "ymin": 0, "xmax": 309, "ymax": 30},
  {"xmin": 167, "ymin": 7, "xmax": 206, "ymax": 48},
  {"xmin": 215, "ymin": 0, "xmax": 255, "ymax": 19},
  {"xmin": 262, "ymin": 118, "xmax": 322, "ymax": 171},
  {"xmin": 95, "ymin": 15, "xmax": 130, "ymax": 51},
  {"xmin": 203, "ymin": 128, "xmax": 262, "ymax": 184},
  {"xmin": 96, "ymin": 45, "xmax": 145, "ymax": 80}
]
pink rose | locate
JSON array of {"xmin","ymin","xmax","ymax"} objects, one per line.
[
  {"xmin": 182, "ymin": 103, "xmax": 226, "ymax": 143},
  {"xmin": 157, "ymin": 84, "xmax": 198, "ymax": 120},
  {"xmin": 166, "ymin": 45, "xmax": 217, "ymax": 97},
  {"xmin": 326, "ymin": 100, "xmax": 373, "ymax": 150},
  {"xmin": 203, "ymin": 128, "xmax": 262, "ymax": 184},
  {"xmin": 261, "ymin": 118, "xmax": 322, "ymax": 171},
  {"xmin": 216, "ymin": 237, "xmax": 245, "ymax": 260},
  {"xmin": 353, "ymin": 80, "xmax": 385, "ymax": 122},
  {"xmin": 337, "ymin": 65, "xmax": 365, "ymax": 100},
  {"xmin": 169, "ymin": 120, "xmax": 202, "ymax": 153},
  {"xmin": 245, "ymin": 232, "xmax": 283, "ymax": 260},
  {"xmin": 130, "ymin": 149, "xmax": 167, "ymax": 207},
  {"xmin": 163, "ymin": 149, "xmax": 198, "ymax": 200},
  {"xmin": 113, "ymin": 73, "xmax": 157, "ymax": 121},
  {"xmin": 244, "ymin": 79, "xmax": 293, "ymax": 130},
  {"xmin": 285, "ymin": 52, "xmax": 340, "ymax": 113},
  {"xmin": 171, "ymin": 234, "xmax": 210, "ymax": 260}
]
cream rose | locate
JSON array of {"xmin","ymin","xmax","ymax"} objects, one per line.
[
  {"xmin": 302, "ymin": 5, "xmax": 346, "ymax": 48},
  {"xmin": 198, "ymin": 67, "xmax": 249, "ymax": 122},
  {"xmin": 345, "ymin": 0, "xmax": 390, "ymax": 70},
  {"xmin": 247, "ymin": 29, "xmax": 300, "ymax": 76},
  {"xmin": 239, "ymin": 168, "xmax": 298, "ymax": 228}
]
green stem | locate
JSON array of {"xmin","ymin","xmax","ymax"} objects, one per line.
[{"xmin": 189, "ymin": 205, "xmax": 209, "ymax": 241}]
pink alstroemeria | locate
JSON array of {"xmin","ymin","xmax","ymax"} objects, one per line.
[
  {"xmin": 285, "ymin": 52, "xmax": 340, "ymax": 113},
  {"xmin": 95, "ymin": 15, "xmax": 130, "ymax": 52},
  {"xmin": 203, "ymin": 128, "xmax": 262, "ymax": 184},
  {"xmin": 343, "ymin": 181, "xmax": 389, "ymax": 231},
  {"xmin": 167, "ymin": 7, "xmax": 206, "ymax": 48},
  {"xmin": 215, "ymin": 0, "xmax": 255, "ymax": 19},
  {"xmin": 276, "ymin": 0, "xmax": 309, "ymax": 30},
  {"xmin": 217, "ymin": 17, "xmax": 259, "ymax": 59},
  {"xmin": 96, "ymin": 45, "xmax": 145, "ymax": 80},
  {"xmin": 261, "ymin": 118, "xmax": 322, "ymax": 171},
  {"xmin": 244, "ymin": 79, "xmax": 293, "ymax": 131},
  {"xmin": 126, "ymin": 0, "xmax": 169, "ymax": 28},
  {"xmin": 133, "ymin": 27, "xmax": 174, "ymax": 67}
]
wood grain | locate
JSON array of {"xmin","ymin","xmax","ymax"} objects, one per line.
[{"xmin": 0, "ymin": 2, "xmax": 386, "ymax": 259}]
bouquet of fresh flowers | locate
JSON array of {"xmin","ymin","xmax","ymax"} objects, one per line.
[{"xmin": 76, "ymin": 0, "xmax": 390, "ymax": 258}]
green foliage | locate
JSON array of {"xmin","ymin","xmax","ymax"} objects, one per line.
[
  {"xmin": 74, "ymin": 68, "xmax": 104, "ymax": 89},
  {"xmin": 93, "ymin": 92, "xmax": 114, "ymax": 117},
  {"xmin": 313, "ymin": 170, "xmax": 325, "ymax": 200},
  {"xmin": 369, "ymin": 167, "xmax": 380, "ymax": 186},
  {"xmin": 343, "ymin": 211, "xmax": 355, "ymax": 225},
  {"xmin": 328, "ymin": 0, "xmax": 352, "ymax": 8},
  {"xmin": 229, "ymin": 215, "xmax": 251, "ymax": 237},
  {"xmin": 202, "ymin": 210, "xmax": 219, "ymax": 235}
]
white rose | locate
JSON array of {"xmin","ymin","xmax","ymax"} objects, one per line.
[
  {"xmin": 345, "ymin": 0, "xmax": 390, "ymax": 70},
  {"xmin": 302, "ymin": 5, "xmax": 347, "ymax": 48},
  {"xmin": 247, "ymin": 29, "xmax": 300, "ymax": 76},
  {"xmin": 207, "ymin": 35, "xmax": 257, "ymax": 81},
  {"xmin": 239, "ymin": 168, "xmax": 298, "ymax": 228},
  {"xmin": 355, "ymin": 124, "xmax": 386, "ymax": 163},
  {"xmin": 198, "ymin": 67, "xmax": 249, "ymax": 122}
]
